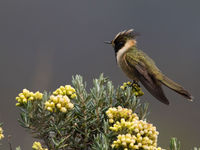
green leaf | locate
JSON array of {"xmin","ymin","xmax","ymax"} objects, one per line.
[
  {"xmin": 170, "ymin": 137, "xmax": 181, "ymax": 150},
  {"xmin": 139, "ymin": 103, "xmax": 149, "ymax": 120}
]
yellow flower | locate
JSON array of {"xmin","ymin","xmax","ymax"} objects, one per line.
[
  {"xmin": 71, "ymin": 93, "xmax": 77, "ymax": 99},
  {"xmin": 109, "ymin": 119, "xmax": 114, "ymax": 123},
  {"xmin": 106, "ymin": 106, "xmax": 138, "ymax": 123},
  {"xmin": 32, "ymin": 141, "xmax": 48, "ymax": 150},
  {"xmin": 46, "ymin": 107, "xmax": 53, "ymax": 112},
  {"xmin": 15, "ymin": 89, "xmax": 43, "ymax": 106},
  {"xmin": 107, "ymin": 106, "xmax": 162, "ymax": 150},
  {"xmin": 53, "ymin": 85, "xmax": 76, "ymax": 98},
  {"xmin": 120, "ymin": 81, "xmax": 144, "ymax": 97},
  {"xmin": 45, "ymin": 95, "xmax": 74, "ymax": 113},
  {"xmin": 34, "ymin": 91, "xmax": 43, "ymax": 99},
  {"xmin": 68, "ymin": 103, "xmax": 74, "ymax": 109},
  {"xmin": 16, "ymin": 103, "xmax": 20, "ymax": 106},
  {"xmin": 0, "ymin": 127, "xmax": 4, "ymax": 140},
  {"xmin": 60, "ymin": 107, "xmax": 67, "ymax": 113},
  {"xmin": 56, "ymin": 103, "xmax": 62, "ymax": 109},
  {"xmin": 112, "ymin": 134, "xmax": 137, "ymax": 149}
]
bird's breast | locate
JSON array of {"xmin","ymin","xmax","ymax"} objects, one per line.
[{"xmin": 117, "ymin": 54, "xmax": 138, "ymax": 80}]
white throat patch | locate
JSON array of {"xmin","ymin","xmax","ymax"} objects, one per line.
[{"xmin": 116, "ymin": 40, "xmax": 136, "ymax": 65}]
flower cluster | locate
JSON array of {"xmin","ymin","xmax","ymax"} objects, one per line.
[
  {"xmin": 112, "ymin": 134, "xmax": 161, "ymax": 150},
  {"xmin": 106, "ymin": 106, "xmax": 138, "ymax": 124},
  {"xmin": 120, "ymin": 81, "xmax": 144, "ymax": 97},
  {"xmin": 106, "ymin": 106, "xmax": 162, "ymax": 150},
  {"xmin": 0, "ymin": 127, "xmax": 4, "ymax": 140},
  {"xmin": 45, "ymin": 95, "xmax": 74, "ymax": 113},
  {"xmin": 32, "ymin": 141, "xmax": 48, "ymax": 150},
  {"xmin": 15, "ymin": 89, "xmax": 43, "ymax": 106},
  {"xmin": 53, "ymin": 85, "xmax": 77, "ymax": 99}
]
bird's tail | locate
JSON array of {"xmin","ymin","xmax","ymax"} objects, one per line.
[
  {"xmin": 138, "ymin": 74, "xmax": 170, "ymax": 105},
  {"xmin": 160, "ymin": 75, "xmax": 193, "ymax": 101}
]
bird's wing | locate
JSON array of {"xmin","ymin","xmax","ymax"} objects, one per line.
[{"xmin": 125, "ymin": 52, "xmax": 170, "ymax": 105}]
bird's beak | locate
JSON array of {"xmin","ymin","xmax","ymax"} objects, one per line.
[{"xmin": 104, "ymin": 41, "xmax": 112, "ymax": 44}]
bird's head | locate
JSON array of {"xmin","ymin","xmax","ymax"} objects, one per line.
[{"xmin": 105, "ymin": 29, "xmax": 139, "ymax": 53}]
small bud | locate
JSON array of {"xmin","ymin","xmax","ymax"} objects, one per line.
[
  {"xmin": 71, "ymin": 93, "xmax": 77, "ymax": 99},
  {"xmin": 16, "ymin": 103, "xmax": 20, "ymax": 106},
  {"xmin": 66, "ymin": 90, "xmax": 73, "ymax": 95},
  {"xmin": 68, "ymin": 103, "xmax": 74, "ymax": 109},
  {"xmin": 56, "ymin": 103, "xmax": 61, "ymax": 109},
  {"xmin": 47, "ymin": 107, "xmax": 53, "ymax": 112},
  {"xmin": 23, "ymin": 98, "xmax": 27, "ymax": 103},
  {"xmin": 109, "ymin": 119, "xmax": 114, "ymax": 123},
  {"xmin": 60, "ymin": 107, "xmax": 67, "ymax": 113}
]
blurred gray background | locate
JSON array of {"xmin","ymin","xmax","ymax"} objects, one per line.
[{"xmin": 0, "ymin": 0, "xmax": 200, "ymax": 149}]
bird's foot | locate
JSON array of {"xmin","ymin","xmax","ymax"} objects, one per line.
[{"xmin": 131, "ymin": 80, "xmax": 140, "ymax": 87}]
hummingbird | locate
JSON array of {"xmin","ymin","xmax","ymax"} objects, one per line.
[{"xmin": 105, "ymin": 29, "xmax": 193, "ymax": 105}]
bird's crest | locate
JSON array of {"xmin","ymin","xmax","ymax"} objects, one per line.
[{"xmin": 113, "ymin": 29, "xmax": 139, "ymax": 42}]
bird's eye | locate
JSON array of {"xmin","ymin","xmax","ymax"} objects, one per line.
[
  {"xmin": 118, "ymin": 42, "xmax": 124, "ymax": 47},
  {"xmin": 115, "ymin": 41, "xmax": 124, "ymax": 50},
  {"xmin": 113, "ymin": 39, "xmax": 125, "ymax": 51}
]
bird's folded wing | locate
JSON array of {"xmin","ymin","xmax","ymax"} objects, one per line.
[{"xmin": 125, "ymin": 54, "xmax": 170, "ymax": 105}]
